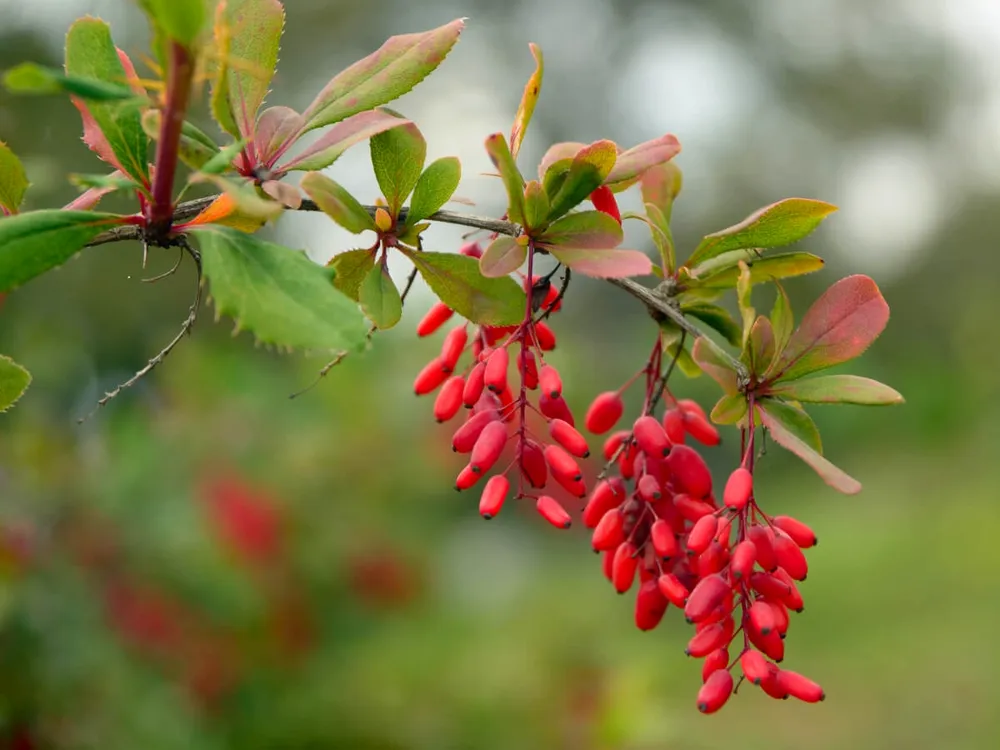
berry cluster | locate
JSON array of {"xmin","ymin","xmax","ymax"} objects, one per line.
[{"xmin": 414, "ymin": 243, "xmax": 584, "ymax": 529}]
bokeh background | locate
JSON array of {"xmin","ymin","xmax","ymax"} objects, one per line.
[{"xmin": 2, "ymin": 1, "xmax": 999, "ymax": 748}]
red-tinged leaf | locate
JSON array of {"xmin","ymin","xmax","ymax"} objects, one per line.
[
  {"xmin": 300, "ymin": 19, "xmax": 465, "ymax": 132},
  {"xmin": 546, "ymin": 140, "xmax": 618, "ymax": 221},
  {"xmin": 479, "ymin": 236, "xmax": 527, "ymax": 278},
  {"xmin": 277, "ymin": 109, "xmax": 409, "ymax": 174},
  {"xmin": 484, "ymin": 133, "xmax": 525, "ymax": 226},
  {"xmin": 63, "ymin": 178, "xmax": 121, "ymax": 210},
  {"xmin": 72, "ymin": 97, "xmax": 126, "ymax": 173},
  {"xmin": 771, "ymin": 281, "xmax": 793, "ymax": 357},
  {"xmin": 640, "ymin": 161, "xmax": 683, "ymax": 224},
  {"xmin": 687, "ymin": 198, "xmax": 838, "ymax": 267},
  {"xmin": 757, "ymin": 401, "xmax": 861, "ymax": 494},
  {"xmin": 115, "ymin": 48, "xmax": 145, "ymax": 96},
  {"xmin": 711, "ymin": 393, "xmax": 747, "ymax": 425},
  {"xmin": 756, "ymin": 397, "xmax": 821, "ymax": 454},
  {"xmin": 537, "ymin": 210, "xmax": 623, "ymax": 250},
  {"xmin": 537, "ymin": 141, "xmax": 586, "ymax": 181},
  {"xmin": 545, "ymin": 247, "xmax": 651, "ymax": 279},
  {"xmin": 522, "ymin": 180, "xmax": 549, "ymax": 231},
  {"xmin": 768, "ymin": 275, "xmax": 890, "ymax": 382},
  {"xmin": 768, "ymin": 375, "xmax": 904, "ymax": 406},
  {"xmin": 746, "ymin": 315, "xmax": 776, "ymax": 375},
  {"xmin": 605, "ymin": 134, "xmax": 681, "ymax": 186},
  {"xmin": 260, "ymin": 179, "xmax": 301, "ymax": 209},
  {"xmin": 691, "ymin": 337, "xmax": 739, "ymax": 395},
  {"xmin": 254, "ymin": 106, "xmax": 304, "ymax": 166},
  {"xmin": 509, "ymin": 43, "xmax": 543, "ymax": 160}
]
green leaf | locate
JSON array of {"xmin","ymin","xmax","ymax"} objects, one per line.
[
  {"xmin": 522, "ymin": 180, "xmax": 550, "ymax": 232},
  {"xmin": 3, "ymin": 62, "xmax": 137, "ymax": 101},
  {"xmin": 402, "ymin": 249, "xmax": 524, "ymax": 326},
  {"xmin": 140, "ymin": 0, "xmax": 207, "ymax": 46},
  {"xmin": 300, "ymin": 19, "xmax": 465, "ymax": 132},
  {"xmin": 691, "ymin": 337, "xmax": 739, "ymax": 394},
  {"xmin": 605, "ymin": 134, "xmax": 681, "ymax": 186},
  {"xmin": 537, "ymin": 141, "xmax": 585, "ymax": 182},
  {"xmin": 0, "ymin": 142, "xmax": 29, "ymax": 214},
  {"xmin": 639, "ymin": 202, "xmax": 675, "ymax": 273},
  {"xmin": 479, "ymin": 236, "xmax": 527, "ymax": 278},
  {"xmin": 359, "ymin": 263, "xmax": 402, "ymax": 329},
  {"xmin": 687, "ymin": 197, "xmax": 838, "ymax": 267},
  {"xmin": 484, "ymin": 133, "xmax": 526, "ymax": 226},
  {"xmin": 198, "ymin": 138, "xmax": 248, "ymax": 175},
  {"xmin": 682, "ymin": 302, "xmax": 741, "ymax": 347},
  {"xmin": 276, "ymin": 110, "xmax": 408, "ymax": 174},
  {"xmin": 736, "ymin": 261, "xmax": 754, "ymax": 348},
  {"xmin": 746, "ymin": 315, "xmax": 776, "ymax": 375},
  {"xmin": 0, "ymin": 355, "xmax": 31, "ymax": 413},
  {"xmin": 214, "ymin": 0, "xmax": 284, "ymax": 138},
  {"xmin": 537, "ymin": 210, "xmax": 623, "ymax": 249},
  {"xmin": 546, "ymin": 140, "xmax": 617, "ymax": 221},
  {"xmin": 142, "ymin": 110, "xmax": 221, "ymax": 170},
  {"xmin": 69, "ymin": 172, "xmax": 143, "ymax": 193},
  {"xmin": 662, "ymin": 331, "xmax": 702, "ymax": 378},
  {"xmin": 300, "ymin": 172, "xmax": 377, "ymax": 234},
  {"xmin": 193, "ymin": 226, "xmax": 368, "ymax": 352},
  {"xmin": 756, "ymin": 398, "xmax": 822, "ymax": 454},
  {"xmin": 757, "ymin": 400, "xmax": 861, "ymax": 494},
  {"xmin": 640, "ymin": 161, "xmax": 682, "ymax": 225},
  {"xmin": 370, "ymin": 121, "xmax": 426, "ymax": 216},
  {"xmin": 65, "ymin": 19, "xmax": 149, "ymax": 183},
  {"xmin": 509, "ymin": 43, "xmax": 543, "ymax": 160},
  {"xmin": 0, "ymin": 210, "xmax": 122, "ymax": 292},
  {"xmin": 710, "ymin": 393, "xmax": 747, "ymax": 425},
  {"xmin": 767, "ymin": 375, "xmax": 904, "ymax": 406},
  {"xmin": 545, "ymin": 247, "xmax": 652, "ymax": 279},
  {"xmin": 407, "ymin": 156, "xmax": 461, "ymax": 225},
  {"xmin": 688, "ymin": 250, "xmax": 825, "ymax": 289},
  {"xmin": 768, "ymin": 275, "xmax": 890, "ymax": 383},
  {"xmin": 771, "ymin": 281, "xmax": 793, "ymax": 359},
  {"xmin": 327, "ymin": 248, "xmax": 376, "ymax": 301}
]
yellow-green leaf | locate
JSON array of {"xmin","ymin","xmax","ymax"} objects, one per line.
[
  {"xmin": 767, "ymin": 375, "xmax": 903, "ymax": 406},
  {"xmin": 301, "ymin": 172, "xmax": 377, "ymax": 235},
  {"xmin": 359, "ymin": 263, "xmax": 402, "ymax": 329},
  {"xmin": 0, "ymin": 355, "xmax": 31, "ymax": 413},
  {"xmin": 509, "ymin": 43, "xmax": 543, "ymax": 160},
  {"xmin": 688, "ymin": 250, "xmax": 825, "ymax": 289},
  {"xmin": 545, "ymin": 140, "xmax": 617, "ymax": 221},
  {"xmin": 522, "ymin": 180, "xmax": 549, "ymax": 232},
  {"xmin": 479, "ymin": 236, "xmax": 527, "ymax": 278},
  {"xmin": 710, "ymin": 393, "xmax": 747, "ymax": 425},
  {"xmin": 0, "ymin": 142, "xmax": 28, "ymax": 214},
  {"xmin": 484, "ymin": 133, "xmax": 526, "ymax": 226},
  {"xmin": 327, "ymin": 248, "xmax": 376, "ymax": 301}
]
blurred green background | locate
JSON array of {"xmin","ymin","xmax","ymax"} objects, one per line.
[{"xmin": 2, "ymin": 1, "xmax": 999, "ymax": 748}]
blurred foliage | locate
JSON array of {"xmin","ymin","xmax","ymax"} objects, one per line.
[{"xmin": 1, "ymin": 1, "xmax": 999, "ymax": 749}]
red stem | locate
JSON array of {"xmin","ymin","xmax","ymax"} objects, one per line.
[
  {"xmin": 146, "ymin": 41, "xmax": 195, "ymax": 239},
  {"xmin": 514, "ymin": 243, "xmax": 536, "ymax": 499}
]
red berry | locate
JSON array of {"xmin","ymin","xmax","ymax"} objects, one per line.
[
  {"xmin": 582, "ymin": 479, "xmax": 626, "ymax": 528},
  {"xmin": 772, "ymin": 515, "xmax": 817, "ymax": 548},
  {"xmin": 633, "ymin": 415, "xmax": 671, "ymax": 458},
  {"xmin": 478, "ymin": 475, "xmax": 509, "ymax": 519},
  {"xmin": 455, "ymin": 465, "xmax": 481, "ymax": 491},
  {"xmin": 729, "ymin": 540, "xmax": 757, "ymax": 581},
  {"xmin": 416, "ymin": 302, "xmax": 453, "ymax": 337},
  {"xmin": 749, "ymin": 571, "xmax": 792, "ymax": 602},
  {"xmin": 462, "ymin": 362, "xmax": 486, "ymax": 407},
  {"xmin": 484, "ymin": 348, "xmax": 509, "ymax": 393},
  {"xmin": 602, "ymin": 430, "xmax": 629, "ymax": 460},
  {"xmin": 538, "ymin": 365, "xmax": 562, "ymax": 399},
  {"xmin": 697, "ymin": 540, "xmax": 729, "ymax": 577},
  {"xmin": 452, "ymin": 410, "xmax": 500, "ymax": 453},
  {"xmin": 634, "ymin": 579, "xmax": 669, "ymax": 631},
  {"xmin": 684, "ymin": 573, "xmax": 730, "ymax": 623},
  {"xmin": 683, "ymin": 411, "xmax": 721, "ymax": 446},
  {"xmin": 686, "ymin": 622, "xmax": 728, "ymax": 657},
  {"xmin": 469, "ymin": 421, "xmax": 509, "ymax": 474},
  {"xmin": 542, "ymin": 283, "xmax": 561, "ymax": 312},
  {"xmin": 520, "ymin": 440, "xmax": 548, "ymax": 489},
  {"xmin": 748, "ymin": 525, "xmax": 778, "ymax": 571},
  {"xmin": 589, "ymin": 185, "xmax": 621, "ymax": 224},
  {"xmin": 677, "ymin": 398, "xmax": 708, "ymax": 420},
  {"xmin": 772, "ymin": 531, "xmax": 809, "ymax": 581},
  {"xmin": 612, "ymin": 542, "xmax": 639, "ymax": 593},
  {"xmin": 772, "ymin": 568, "xmax": 805, "ymax": 611},
  {"xmin": 534, "ymin": 320, "xmax": 557, "ymax": 350},
  {"xmin": 673, "ymin": 494, "xmax": 716, "ymax": 521},
  {"xmin": 544, "ymin": 444, "xmax": 583, "ymax": 482},
  {"xmin": 740, "ymin": 649, "xmax": 771, "ymax": 685},
  {"xmin": 749, "ymin": 599, "xmax": 777, "ymax": 635},
  {"xmin": 760, "ymin": 666, "xmax": 790, "ymax": 700},
  {"xmin": 548, "ymin": 419, "xmax": 590, "ymax": 458},
  {"xmin": 414, "ymin": 357, "xmax": 451, "ymax": 395},
  {"xmin": 687, "ymin": 515, "xmax": 719, "ymax": 555},
  {"xmin": 702, "ymin": 648, "xmax": 729, "ymax": 682},
  {"xmin": 519, "ymin": 349, "xmax": 539, "ymax": 389},
  {"xmin": 657, "ymin": 573, "xmax": 689, "ymax": 607},
  {"xmin": 536, "ymin": 495, "xmax": 571, "ymax": 529},
  {"xmin": 650, "ymin": 519, "xmax": 679, "ymax": 560},
  {"xmin": 697, "ymin": 669, "xmax": 734, "ymax": 714},
  {"xmin": 592, "ymin": 509, "xmax": 625, "ymax": 551},
  {"xmin": 667, "ymin": 444, "xmax": 713, "ymax": 498},
  {"xmin": 637, "ymin": 474, "xmax": 661, "ymax": 502},
  {"xmin": 776, "ymin": 670, "xmax": 825, "ymax": 703},
  {"xmin": 538, "ymin": 392, "xmax": 575, "ymax": 426},
  {"xmin": 662, "ymin": 408, "xmax": 686, "ymax": 444},
  {"xmin": 723, "ymin": 467, "xmax": 753, "ymax": 510},
  {"xmin": 458, "ymin": 241, "xmax": 483, "ymax": 258},
  {"xmin": 440, "ymin": 325, "xmax": 468, "ymax": 371},
  {"xmin": 434, "ymin": 376, "xmax": 465, "ymax": 423},
  {"xmin": 585, "ymin": 391, "xmax": 624, "ymax": 435},
  {"xmin": 747, "ymin": 618, "xmax": 785, "ymax": 662},
  {"xmin": 765, "ymin": 599, "xmax": 790, "ymax": 636}
]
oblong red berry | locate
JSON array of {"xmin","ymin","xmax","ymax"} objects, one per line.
[
  {"xmin": 520, "ymin": 440, "xmax": 548, "ymax": 488},
  {"xmin": 538, "ymin": 392, "xmax": 575, "ymax": 426},
  {"xmin": 683, "ymin": 410, "xmax": 721, "ymax": 446},
  {"xmin": 687, "ymin": 515, "xmax": 719, "ymax": 555},
  {"xmin": 667, "ymin": 444, "xmax": 713, "ymax": 498},
  {"xmin": 662, "ymin": 408, "xmax": 686, "ymax": 445},
  {"xmin": 649, "ymin": 519, "xmax": 678, "ymax": 560},
  {"xmin": 749, "ymin": 599, "xmax": 776, "ymax": 635},
  {"xmin": 729, "ymin": 540, "xmax": 757, "ymax": 581},
  {"xmin": 776, "ymin": 670, "xmax": 825, "ymax": 703},
  {"xmin": 479, "ymin": 475, "xmax": 509, "ymax": 519},
  {"xmin": 462, "ymin": 362, "xmax": 486, "ymax": 408},
  {"xmin": 589, "ymin": 184, "xmax": 621, "ymax": 224},
  {"xmin": 748, "ymin": 524, "xmax": 778, "ymax": 571},
  {"xmin": 549, "ymin": 419, "xmax": 590, "ymax": 458},
  {"xmin": 544, "ymin": 444, "xmax": 582, "ymax": 482},
  {"xmin": 602, "ymin": 430, "xmax": 629, "ymax": 460},
  {"xmin": 414, "ymin": 357, "xmax": 451, "ymax": 395},
  {"xmin": 634, "ymin": 579, "xmax": 669, "ymax": 631},
  {"xmin": 633, "ymin": 415, "xmax": 671, "ymax": 458},
  {"xmin": 702, "ymin": 648, "xmax": 729, "ymax": 682},
  {"xmin": 747, "ymin": 619, "xmax": 785, "ymax": 662},
  {"xmin": 535, "ymin": 495, "xmax": 571, "ymax": 529},
  {"xmin": 534, "ymin": 320, "xmax": 557, "ymax": 350},
  {"xmin": 686, "ymin": 622, "xmax": 728, "ymax": 657},
  {"xmin": 684, "ymin": 573, "xmax": 730, "ymax": 623},
  {"xmin": 749, "ymin": 571, "xmax": 792, "ymax": 602},
  {"xmin": 697, "ymin": 669, "xmax": 734, "ymax": 714},
  {"xmin": 434, "ymin": 376, "xmax": 465, "ymax": 423},
  {"xmin": 637, "ymin": 474, "xmax": 661, "ymax": 502},
  {"xmin": 440, "ymin": 325, "xmax": 468, "ymax": 371},
  {"xmin": 459, "ymin": 241, "xmax": 483, "ymax": 258},
  {"xmin": 592, "ymin": 509, "xmax": 625, "ymax": 551},
  {"xmin": 416, "ymin": 301, "xmax": 453, "ymax": 337},
  {"xmin": 673, "ymin": 494, "xmax": 716, "ymax": 521},
  {"xmin": 542, "ymin": 283, "xmax": 561, "ymax": 312},
  {"xmin": 697, "ymin": 540, "xmax": 729, "ymax": 577},
  {"xmin": 582, "ymin": 479, "xmax": 626, "ymax": 528},
  {"xmin": 740, "ymin": 649, "xmax": 771, "ymax": 685},
  {"xmin": 772, "ymin": 568, "xmax": 805, "ymax": 611},
  {"xmin": 484, "ymin": 348, "xmax": 509, "ymax": 393},
  {"xmin": 677, "ymin": 398, "xmax": 708, "ymax": 420},
  {"xmin": 519, "ymin": 349, "xmax": 539, "ymax": 390},
  {"xmin": 612, "ymin": 542, "xmax": 639, "ymax": 593},
  {"xmin": 772, "ymin": 515, "xmax": 817, "ymax": 548},
  {"xmin": 657, "ymin": 573, "xmax": 689, "ymax": 607},
  {"xmin": 585, "ymin": 391, "xmax": 624, "ymax": 435},
  {"xmin": 470, "ymin": 421, "xmax": 508, "ymax": 474},
  {"xmin": 764, "ymin": 599, "xmax": 790, "ymax": 636},
  {"xmin": 452, "ymin": 410, "xmax": 499, "ymax": 453},
  {"xmin": 773, "ymin": 531, "xmax": 809, "ymax": 581},
  {"xmin": 723, "ymin": 467, "xmax": 753, "ymax": 510},
  {"xmin": 455, "ymin": 464, "xmax": 480, "ymax": 491},
  {"xmin": 538, "ymin": 365, "xmax": 562, "ymax": 399},
  {"xmin": 760, "ymin": 667, "xmax": 790, "ymax": 700}
]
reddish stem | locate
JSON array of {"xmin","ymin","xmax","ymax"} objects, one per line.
[
  {"xmin": 514, "ymin": 242, "xmax": 536, "ymax": 500},
  {"xmin": 146, "ymin": 41, "xmax": 195, "ymax": 240}
]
